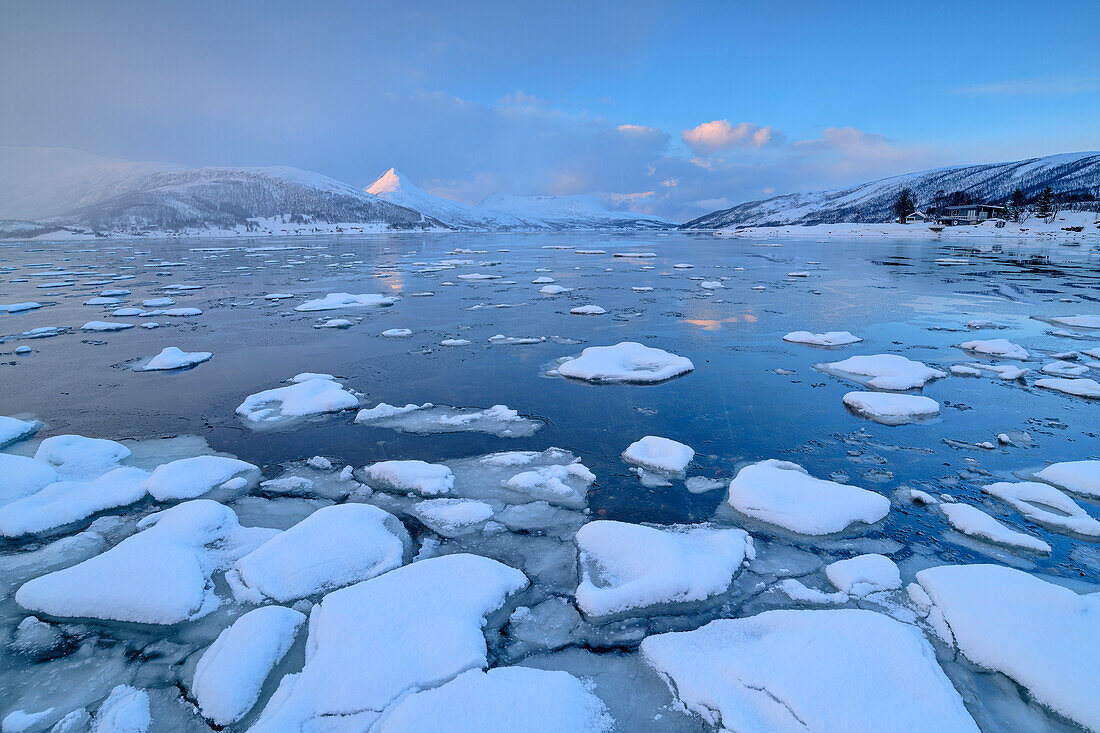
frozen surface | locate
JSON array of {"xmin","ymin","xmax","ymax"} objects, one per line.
[{"xmin": 557, "ymin": 342, "xmax": 694, "ymax": 383}]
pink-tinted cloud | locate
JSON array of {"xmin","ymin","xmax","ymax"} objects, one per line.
[{"xmin": 682, "ymin": 120, "xmax": 780, "ymax": 154}]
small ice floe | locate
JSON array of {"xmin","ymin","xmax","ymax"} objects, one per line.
[
  {"xmin": 192, "ymin": 605, "xmax": 306, "ymax": 726},
  {"xmin": 842, "ymin": 392, "xmax": 940, "ymax": 425},
  {"xmin": 556, "ymin": 342, "xmax": 694, "ymax": 384},
  {"xmin": 1049, "ymin": 315, "xmax": 1100, "ymax": 329},
  {"xmin": 540, "ymin": 284, "xmax": 571, "ymax": 295},
  {"xmin": 1033, "ymin": 460, "xmax": 1100, "ymax": 499},
  {"xmin": 17, "ymin": 326, "xmax": 63, "ymax": 339},
  {"xmin": 983, "ymin": 481, "xmax": 1100, "ymax": 536},
  {"xmin": 82, "ymin": 296, "xmax": 122, "ymax": 306},
  {"xmin": 1041, "ymin": 360, "xmax": 1089, "ymax": 377},
  {"xmin": 315, "ymin": 318, "xmax": 353, "ymax": 329},
  {"xmin": 456, "ymin": 273, "xmax": 501, "ymax": 280},
  {"xmin": 940, "ymin": 502, "xmax": 1050, "ymax": 553},
  {"xmin": 355, "ymin": 403, "xmax": 540, "ymax": 437},
  {"xmin": 1, "ymin": 302, "xmax": 43, "ymax": 313},
  {"xmin": 569, "ymin": 305, "xmax": 606, "ymax": 315},
  {"xmin": 912, "ymin": 564, "xmax": 1099, "ymax": 731},
  {"xmin": 90, "ymin": 685, "xmax": 151, "ymax": 733},
  {"xmin": 374, "ymin": 667, "xmax": 612, "ymax": 733},
  {"xmin": 413, "ymin": 498, "xmax": 495, "ymax": 538},
  {"xmin": 726, "ymin": 460, "xmax": 889, "ymax": 535},
  {"xmin": 824, "ymin": 554, "xmax": 901, "ymax": 597},
  {"xmin": 137, "ymin": 346, "xmax": 213, "ymax": 371},
  {"xmin": 164, "ymin": 307, "xmax": 203, "ymax": 317},
  {"xmin": 0, "ymin": 467, "xmax": 148, "ymax": 538},
  {"xmin": 14, "ymin": 345, "xmax": 31, "ymax": 354},
  {"xmin": 957, "ymin": 338, "xmax": 1029, "ymax": 360},
  {"xmin": 144, "ymin": 455, "xmax": 259, "ymax": 501},
  {"xmin": 488, "ymin": 334, "xmax": 546, "ymax": 345},
  {"xmin": 699, "ymin": 280, "xmax": 723, "ymax": 290},
  {"xmin": 622, "ymin": 436, "xmax": 694, "ymax": 473},
  {"xmin": 950, "ymin": 364, "xmax": 983, "ymax": 376},
  {"xmin": 15, "ymin": 500, "xmax": 275, "ymax": 624},
  {"xmin": 783, "ymin": 330, "xmax": 862, "ymax": 347},
  {"xmin": 294, "ymin": 292, "xmax": 396, "ymax": 311},
  {"xmin": 80, "ymin": 321, "xmax": 134, "ymax": 332},
  {"xmin": 236, "ymin": 376, "xmax": 361, "ymax": 426},
  {"xmin": 532, "ymin": 276, "xmax": 555, "ymax": 284},
  {"xmin": 685, "ymin": 476, "xmax": 726, "ymax": 493},
  {"xmin": 674, "ymin": 263, "xmax": 693, "ymax": 269},
  {"xmin": 440, "ymin": 338, "xmax": 471, "ymax": 346},
  {"xmin": 574, "ymin": 520, "xmax": 753, "ymax": 618},
  {"xmin": 787, "ymin": 271, "xmax": 810, "ymax": 278},
  {"xmin": 631, "ymin": 286, "xmax": 653, "ymax": 292},
  {"xmin": 973, "ymin": 363, "xmax": 1029, "ymax": 380},
  {"xmin": 815, "ymin": 354, "xmax": 946, "ymax": 390},
  {"xmin": 141, "ymin": 297, "xmax": 174, "ymax": 307},
  {"xmin": 966, "ymin": 319, "xmax": 998, "ymax": 329},
  {"xmin": 1035, "ymin": 377, "xmax": 1100, "ymax": 398},
  {"xmin": 641, "ymin": 609, "xmax": 979, "ymax": 733},
  {"xmin": 227, "ymin": 504, "xmax": 409, "ymax": 602},
  {"xmin": 0, "ymin": 415, "xmax": 39, "ymax": 448},
  {"xmin": 381, "ymin": 328, "xmax": 412, "ymax": 338},
  {"xmin": 935, "ymin": 257, "xmax": 969, "ymax": 265},
  {"xmin": 248, "ymin": 554, "xmax": 527, "ymax": 733},
  {"xmin": 362, "ymin": 460, "xmax": 455, "ymax": 496},
  {"xmin": 777, "ymin": 578, "xmax": 847, "ymax": 605},
  {"xmin": 264, "ymin": 292, "xmax": 295, "ymax": 300}
]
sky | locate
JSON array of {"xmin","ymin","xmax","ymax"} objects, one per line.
[{"xmin": 2, "ymin": 0, "xmax": 1098, "ymax": 220}]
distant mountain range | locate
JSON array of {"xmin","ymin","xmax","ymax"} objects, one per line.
[{"xmin": 683, "ymin": 151, "xmax": 1100, "ymax": 229}]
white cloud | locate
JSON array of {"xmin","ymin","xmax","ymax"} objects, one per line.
[{"xmin": 682, "ymin": 120, "xmax": 780, "ymax": 154}]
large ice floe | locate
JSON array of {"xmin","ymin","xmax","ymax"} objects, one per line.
[
  {"xmin": 726, "ymin": 459, "xmax": 890, "ymax": 535},
  {"xmin": 913, "ymin": 564, "xmax": 1100, "ymax": 730},
  {"xmin": 575, "ymin": 521, "xmax": 753, "ymax": 618},
  {"xmin": 293, "ymin": 292, "xmax": 396, "ymax": 311},
  {"xmin": 16, "ymin": 500, "xmax": 275, "ymax": 624},
  {"xmin": 0, "ymin": 466, "xmax": 149, "ymax": 538},
  {"xmin": 236, "ymin": 375, "xmax": 361, "ymax": 426},
  {"xmin": 841, "ymin": 391, "xmax": 940, "ymax": 425},
  {"xmin": 1033, "ymin": 459, "xmax": 1100, "ymax": 499},
  {"xmin": 355, "ymin": 402, "xmax": 540, "ymax": 437},
  {"xmin": 247, "ymin": 554, "xmax": 528, "ymax": 732},
  {"xmin": 555, "ymin": 342, "xmax": 694, "ymax": 383},
  {"xmin": 1034, "ymin": 376, "xmax": 1100, "ymax": 398},
  {"xmin": 815, "ymin": 354, "xmax": 946, "ymax": 390},
  {"xmin": 143, "ymin": 455, "xmax": 259, "ymax": 500},
  {"xmin": 641, "ymin": 609, "xmax": 980, "ymax": 732}
]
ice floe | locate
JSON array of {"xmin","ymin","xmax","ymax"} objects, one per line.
[
  {"xmin": 1035, "ymin": 377, "xmax": 1100, "ymax": 398},
  {"xmin": 355, "ymin": 402, "xmax": 539, "ymax": 437},
  {"xmin": 1049, "ymin": 315, "xmax": 1100, "ymax": 329},
  {"xmin": 143, "ymin": 455, "xmax": 259, "ymax": 501},
  {"xmin": 80, "ymin": 321, "xmax": 134, "ymax": 332},
  {"xmin": 556, "ymin": 342, "xmax": 694, "ymax": 384},
  {"xmin": 621, "ymin": 436, "xmax": 694, "ymax": 473},
  {"xmin": 983, "ymin": 481, "xmax": 1100, "ymax": 537},
  {"xmin": 413, "ymin": 498, "xmax": 495, "ymax": 537},
  {"xmin": 0, "ymin": 467, "xmax": 149, "ymax": 538},
  {"xmin": 362, "ymin": 459, "xmax": 455, "ymax": 496},
  {"xmin": 236, "ymin": 377, "xmax": 360, "ymax": 425},
  {"xmin": 0, "ymin": 416, "xmax": 39, "ymax": 448},
  {"xmin": 570, "ymin": 305, "xmax": 607, "ymax": 315},
  {"xmin": 138, "ymin": 346, "xmax": 213, "ymax": 371},
  {"xmin": 824, "ymin": 554, "xmax": 901, "ymax": 596},
  {"xmin": 294, "ymin": 292, "xmax": 396, "ymax": 311},
  {"xmin": 34, "ymin": 435, "xmax": 130, "ymax": 479},
  {"xmin": 816, "ymin": 354, "xmax": 946, "ymax": 390},
  {"xmin": 783, "ymin": 330, "xmax": 862, "ymax": 346},
  {"xmin": 940, "ymin": 502, "xmax": 1051, "ymax": 553},
  {"xmin": 1033, "ymin": 460, "xmax": 1100, "ymax": 499},
  {"xmin": 958, "ymin": 338, "xmax": 1030, "ymax": 360},
  {"xmin": 842, "ymin": 391, "xmax": 940, "ymax": 425}
]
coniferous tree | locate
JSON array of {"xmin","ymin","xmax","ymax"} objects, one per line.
[
  {"xmin": 894, "ymin": 188, "xmax": 916, "ymax": 223},
  {"xmin": 1007, "ymin": 187, "xmax": 1027, "ymax": 222},
  {"xmin": 1035, "ymin": 186, "xmax": 1054, "ymax": 219}
]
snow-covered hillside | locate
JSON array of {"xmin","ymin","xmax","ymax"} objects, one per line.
[
  {"xmin": 367, "ymin": 168, "xmax": 676, "ymax": 231},
  {"xmin": 684, "ymin": 151, "xmax": 1100, "ymax": 229}
]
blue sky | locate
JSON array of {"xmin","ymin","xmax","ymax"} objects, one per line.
[{"xmin": 2, "ymin": 0, "xmax": 1097, "ymax": 219}]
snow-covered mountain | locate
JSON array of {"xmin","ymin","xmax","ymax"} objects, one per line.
[
  {"xmin": 0, "ymin": 147, "xmax": 432, "ymax": 235},
  {"xmin": 684, "ymin": 151, "xmax": 1100, "ymax": 229},
  {"xmin": 366, "ymin": 168, "xmax": 677, "ymax": 230}
]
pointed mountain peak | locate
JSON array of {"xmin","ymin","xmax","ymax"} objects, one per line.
[{"xmin": 366, "ymin": 167, "xmax": 422, "ymax": 197}]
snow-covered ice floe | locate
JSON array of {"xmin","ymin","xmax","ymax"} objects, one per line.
[
  {"xmin": 823, "ymin": 554, "xmax": 900, "ymax": 596},
  {"xmin": 1033, "ymin": 460, "xmax": 1100, "ymax": 499},
  {"xmin": 641, "ymin": 608, "xmax": 979, "ymax": 733},
  {"xmin": 556, "ymin": 342, "xmax": 694, "ymax": 384},
  {"xmin": 939, "ymin": 502, "xmax": 1051, "ymax": 554},
  {"xmin": 815, "ymin": 354, "xmax": 946, "ymax": 390},
  {"xmin": 726, "ymin": 459, "xmax": 890, "ymax": 535},
  {"xmin": 355, "ymin": 402, "xmax": 540, "ymax": 437},
  {"xmin": 913, "ymin": 564, "xmax": 1100, "ymax": 730},
  {"xmin": 958, "ymin": 338, "xmax": 1030, "ymax": 360},
  {"xmin": 137, "ymin": 346, "xmax": 213, "ymax": 371},
  {"xmin": 982, "ymin": 480, "xmax": 1100, "ymax": 537},
  {"xmin": 1034, "ymin": 377, "xmax": 1100, "ymax": 398},
  {"xmin": 574, "ymin": 521, "xmax": 753, "ymax": 618},
  {"xmin": 293, "ymin": 292, "xmax": 396, "ymax": 311},
  {"xmin": 0, "ymin": 415, "xmax": 39, "ymax": 448},
  {"xmin": 80, "ymin": 321, "xmax": 134, "ymax": 332},
  {"xmin": 621, "ymin": 435, "xmax": 694, "ymax": 473},
  {"xmin": 841, "ymin": 391, "xmax": 940, "ymax": 425},
  {"xmin": 361, "ymin": 459, "xmax": 455, "ymax": 496},
  {"xmin": 236, "ymin": 375, "xmax": 360, "ymax": 426},
  {"xmin": 783, "ymin": 330, "xmax": 862, "ymax": 347},
  {"xmin": 1049, "ymin": 314, "xmax": 1100, "ymax": 329},
  {"xmin": 144, "ymin": 455, "xmax": 259, "ymax": 501}
]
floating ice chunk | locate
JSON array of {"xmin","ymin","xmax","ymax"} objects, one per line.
[
  {"xmin": 0, "ymin": 454, "xmax": 58, "ymax": 506},
  {"xmin": 0, "ymin": 302, "xmax": 42, "ymax": 313},
  {"xmin": 950, "ymin": 364, "xmax": 982, "ymax": 376},
  {"xmin": 0, "ymin": 415, "xmax": 39, "ymax": 448},
  {"xmin": 557, "ymin": 342, "xmax": 694, "ymax": 384},
  {"xmin": 381, "ymin": 328, "xmax": 412, "ymax": 337},
  {"xmin": 139, "ymin": 346, "xmax": 213, "ymax": 371},
  {"xmin": 294, "ymin": 292, "xmax": 395, "ymax": 311},
  {"xmin": 824, "ymin": 554, "xmax": 901, "ymax": 596},
  {"xmin": 631, "ymin": 286, "xmax": 653, "ymax": 292},
  {"xmin": 685, "ymin": 476, "xmax": 725, "ymax": 493},
  {"xmin": 940, "ymin": 503, "xmax": 1050, "ymax": 553},
  {"xmin": 236, "ymin": 378, "xmax": 359, "ymax": 425},
  {"xmin": 80, "ymin": 321, "xmax": 134, "ymax": 332},
  {"xmin": 34, "ymin": 435, "xmax": 131, "ymax": 479},
  {"xmin": 356, "ymin": 403, "xmax": 539, "ymax": 437},
  {"xmin": 1041, "ymin": 360, "xmax": 1089, "ymax": 377},
  {"xmin": 291, "ymin": 372, "xmax": 334, "ymax": 382},
  {"xmin": 841, "ymin": 391, "xmax": 940, "ymax": 425},
  {"xmin": 983, "ymin": 481, "xmax": 1100, "ymax": 536},
  {"xmin": 621, "ymin": 436, "xmax": 694, "ymax": 473},
  {"xmin": 488, "ymin": 334, "xmax": 546, "ymax": 345},
  {"xmin": 816, "ymin": 354, "xmax": 946, "ymax": 390},
  {"xmin": 699, "ymin": 280, "xmax": 723, "ymax": 290},
  {"xmin": 414, "ymin": 498, "xmax": 494, "ymax": 537},
  {"xmin": 374, "ymin": 667, "xmax": 612, "ymax": 733},
  {"xmin": 1034, "ymin": 460, "xmax": 1100, "ymax": 499},
  {"xmin": 440, "ymin": 338, "xmax": 470, "ymax": 346},
  {"xmin": 726, "ymin": 459, "xmax": 890, "ymax": 535},
  {"xmin": 966, "ymin": 319, "xmax": 997, "ymax": 329},
  {"xmin": 1035, "ymin": 377, "xmax": 1100, "ymax": 398},
  {"xmin": 264, "ymin": 293, "xmax": 295, "ymax": 300},
  {"xmin": 569, "ymin": 305, "xmax": 606, "ymax": 315},
  {"xmin": 1, "ymin": 708, "xmax": 54, "ymax": 733},
  {"xmin": 192, "ymin": 606, "xmax": 306, "ymax": 726},
  {"xmin": 248, "ymin": 554, "xmax": 528, "ymax": 733},
  {"xmin": 958, "ymin": 338, "xmax": 1030, "ymax": 360},
  {"xmin": 16, "ymin": 500, "xmax": 274, "ymax": 624},
  {"xmin": 783, "ymin": 330, "xmax": 862, "ymax": 346},
  {"xmin": 575, "ymin": 521, "xmax": 753, "ymax": 618},
  {"xmin": 363, "ymin": 460, "xmax": 454, "ymax": 496},
  {"xmin": 0, "ymin": 467, "xmax": 149, "ymax": 538},
  {"xmin": 532, "ymin": 276, "xmax": 555, "ymax": 284},
  {"xmin": 227, "ymin": 504, "xmax": 409, "ymax": 602},
  {"xmin": 456, "ymin": 273, "xmax": 501, "ymax": 280},
  {"xmin": 974, "ymin": 362, "xmax": 1029, "ymax": 380},
  {"xmin": 915, "ymin": 564, "xmax": 1100, "ymax": 730},
  {"xmin": 91, "ymin": 685, "xmax": 150, "ymax": 733},
  {"xmin": 503, "ymin": 463, "xmax": 594, "ymax": 509},
  {"xmin": 315, "ymin": 318, "xmax": 352, "ymax": 328},
  {"xmin": 143, "ymin": 455, "xmax": 259, "ymax": 501},
  {"xmin": 18, "ymin": 326, "xmax": 63, "ymax": 339},
  {"xmin": 164, "ymin": 307, "xmax": 202, "ymax": 317},
  {"xmin": 540, "ymin": 284, "xmax": 571, "ymax": 295},
  {"xmin": 141, "ymin": 298, "xmax": 174, "ymax": 307},
  {"xmin": 777, "ymin": 578, "xmax": 848, "ymax": 604},
  {"xmin": 641, "ymin": 609, "xmax": 979, "ymax": 733},
  {"xmin": 613, "ymin": 252, "xmax": 656, "ymax": 258},
  {"xmin": 1049, "ymin": 315, "xmax": 1100, "ymax": 329},
  {"xmin": 83, "ymin": 296, "xmax": 122, "ymax": 306}
]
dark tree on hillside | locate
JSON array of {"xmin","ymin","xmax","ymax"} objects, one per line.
[
  {"xmin": 1035, "ymin": 186, "xmax": 1054, "ymax": 219},
  {"xmin": 894, "ymin": 188, "xmax": 916, "ymax": 223},
  {"xmin": 948, "ymin": 191, "xmax": 974, "ymax": 207},
  {"xmin": 1006, "ymin": 187, "xmax": 1028, "ymax": 222},
  {"xmin": 927, "ymin": 189, "xmax": 948, "ymax": 219}
]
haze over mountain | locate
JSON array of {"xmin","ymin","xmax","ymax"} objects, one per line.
[{"xmin": 684, "ymin": 152, "xmax": 1100, "ymax": 229}]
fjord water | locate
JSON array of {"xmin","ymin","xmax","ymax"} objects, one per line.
[{"xmin": 1, "ymin": 231, "xmax": 1098, "ymax": 731}]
